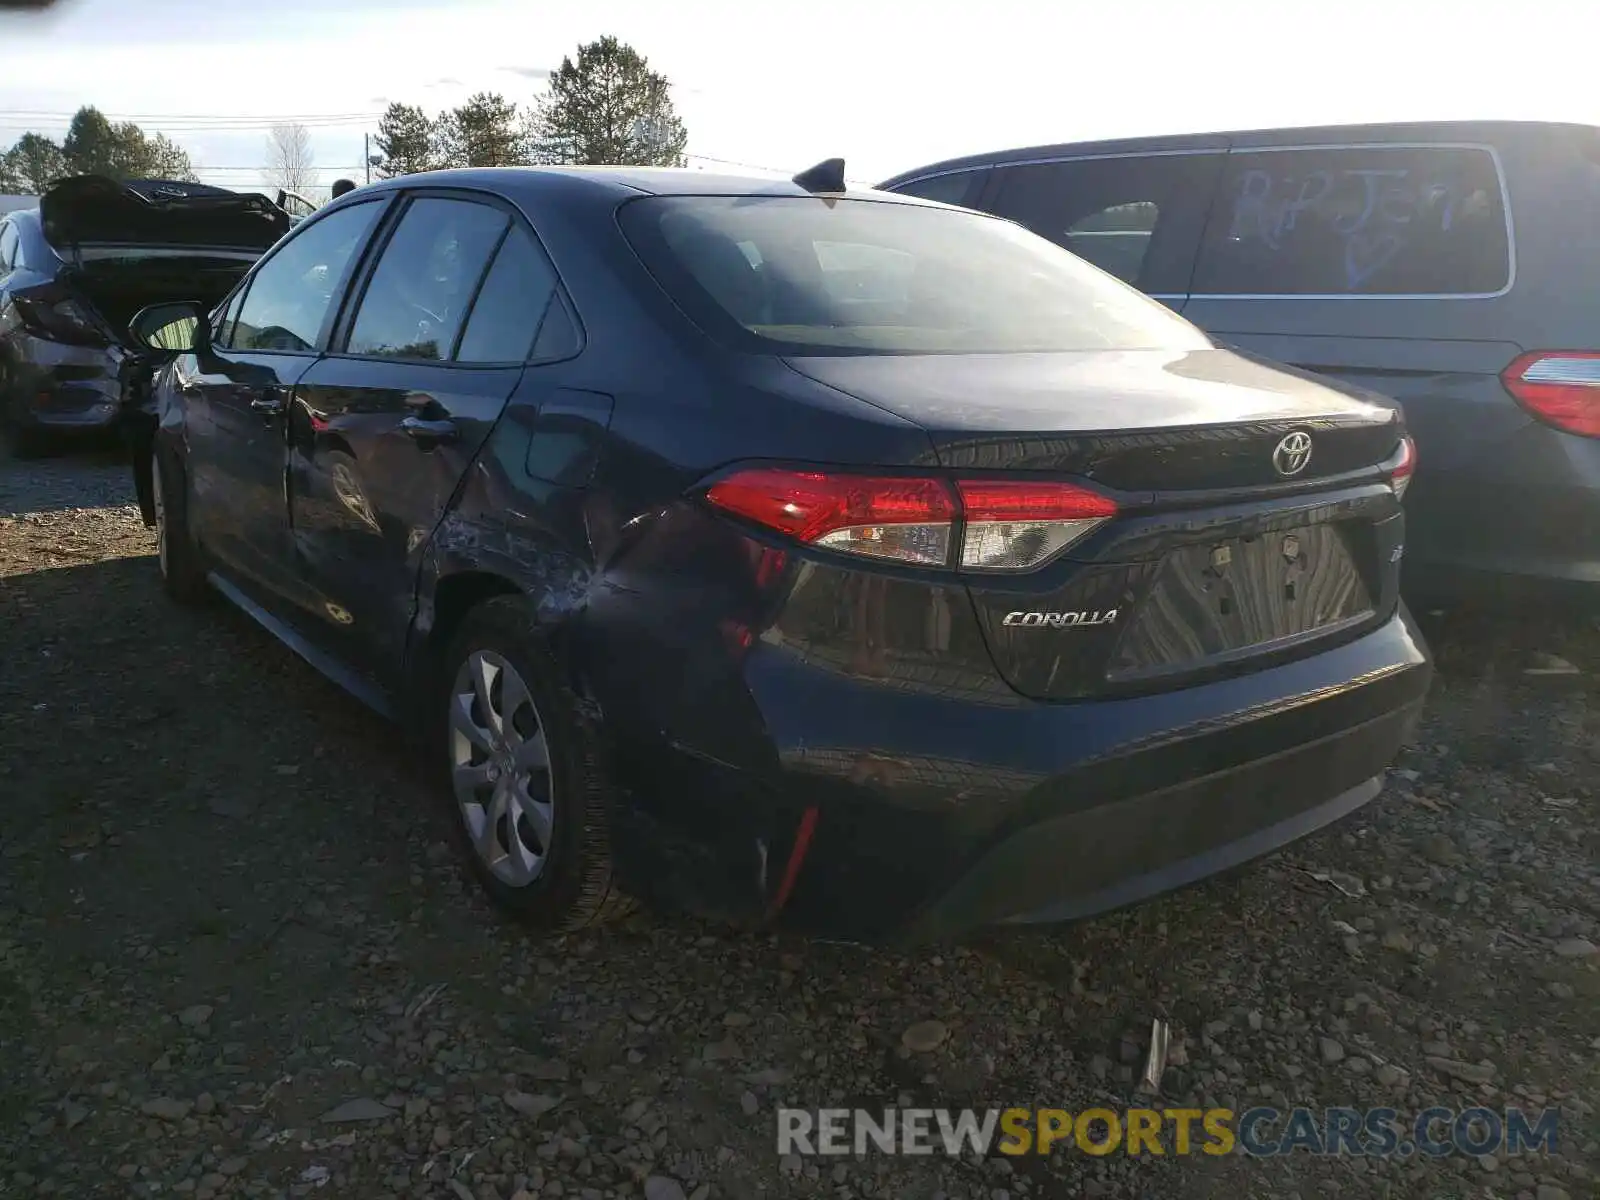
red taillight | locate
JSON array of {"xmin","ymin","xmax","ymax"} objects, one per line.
[
  {"xmin": 1501, "ymin": 351, "xmax": 1600, "ymax": 438},
  {"xmin": 703, "ymin": 467, "xmax": 1117, "ymax": 571},
  {"xmin": 1390, "ymin": 435, "xmax": 1416, "ymax": 500},
  {"xmin": 704, "ymin": 469, "xmax": 956, "ymax": 566}
]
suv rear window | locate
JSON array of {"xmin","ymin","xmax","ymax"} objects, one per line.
[
  {"xmin": 618, "ymin": 195, "xmax": 1207, "ymax": 355},
  {"xmin": 1192, "ymin": 145, "xmax": 1510, "ymax": 296}
]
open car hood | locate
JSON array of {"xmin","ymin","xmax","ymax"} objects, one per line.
[{"xmin": 40, "ymin": 175, "xmax": 289, "ymax": 254}]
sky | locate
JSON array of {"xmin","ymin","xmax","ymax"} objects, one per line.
[{"xmin": 2, "ymin": 0, "xmax": 1597, "ymax": 196}]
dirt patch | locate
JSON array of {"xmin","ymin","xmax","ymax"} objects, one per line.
[{"xmin": 0, "ymin": 445, "xmax": 1595, "ymax": 1199}]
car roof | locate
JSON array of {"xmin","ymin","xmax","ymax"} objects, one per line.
[
  {"xmin": 346, "ymin": 165, "xmax": 923, "ymax": 206},
  {"xmin": 878, "ymin": 118, "xmax": 1600, "ymax": 185},
  {"xmin": 2, "ymin": 205, "xmax": 40, "ymax": 231}
]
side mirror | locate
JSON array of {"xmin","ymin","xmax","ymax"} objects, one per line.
[{"xmin": 129, "ymin": 302, "xmax": 207, "ymax": 354}]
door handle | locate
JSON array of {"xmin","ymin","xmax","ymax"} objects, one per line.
[
  {"xmin": 249, "ymin": 387, "xmax": 286, "ymax": 417},
  {"xmin": 400, "ymin": 415, "xmax": 459, "ymax": 445}
]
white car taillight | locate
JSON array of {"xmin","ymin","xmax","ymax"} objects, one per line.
[
  {"xmin": 1390, "ymin": 435, "xmax": 1416, "ymax": 501},
  {"xmin": 955, "ymin": 479, "xmax": 1118, "ymax": 571}
]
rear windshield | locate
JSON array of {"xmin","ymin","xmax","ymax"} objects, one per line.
[{"xmin": 618, "ymin": 195, "xmax": 1209, "ymax": 355}]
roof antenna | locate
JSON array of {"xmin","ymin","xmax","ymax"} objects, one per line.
[{"xmin": 792, "ymin": 158, "xmax": 846, "ymax": 194}]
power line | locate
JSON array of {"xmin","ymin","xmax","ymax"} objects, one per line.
[
  {"xmin": 0, "ymin": 113, "xmax": 381, "ymax": 138},
  {"xmin": 193, "ymin": 166, "xmax": 367, "ymax": 173},
  {"xmin": 193, "ymin": 156, "xmax": 798, "ymax": 174},
  {"xmin": 0, "ymin": 121, "xmax": 376, "ymax": 134},
  {"xmin": 685, "ymin": 153, "xmax": 876, "ymax": 188},
  {"xmin": 0, "ymin": 110, "xmax": 381, "ymax": 122},
  {"xmin": 686, "ymin": 153, "xmax": 794, "ymax": 174}
]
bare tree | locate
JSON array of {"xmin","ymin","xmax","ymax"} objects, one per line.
[{"xmin": 265, "ymin": 122, "xmax": 315, "ymax": 195}]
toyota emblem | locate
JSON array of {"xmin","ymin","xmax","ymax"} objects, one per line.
[{"xmin": 1272, "ymin": 431, "xmax": 1314, "ymax": 477}]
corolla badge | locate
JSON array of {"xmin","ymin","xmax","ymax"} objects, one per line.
[
  {"xmin": 1272, "ymin": 430, "xmax": 1314, "ymax": 477},
  {"xmin": 1002, "ymin": 610, "xmax": 1118, "ymax": 628}
]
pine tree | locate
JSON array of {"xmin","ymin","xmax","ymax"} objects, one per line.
[
  {"xmin": 534, "ymin": 37, "xmax": 688, "ymax": 167},
  {"xmin": 0, "ymin": 133, "xmax": 68, "ymax": 193},
  {"xmin": 436, "ymin": 93, "xmax": 524, "ymax": 168},
  {"xmin": 374, "ymin": 103, "xmax": 437, "ymax": 177},
  {"xmin": 61, "ymin": 107, "xmax": 195, "ymax": 181}
]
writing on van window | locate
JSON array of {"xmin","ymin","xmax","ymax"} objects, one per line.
[
  {"xmin": 1227, "ymin": 165, "xmax": 1483, "ymax": 289},
  {"xmin": 1193, "ymin": 147, "xmax": 1508, "ymax": 297}
]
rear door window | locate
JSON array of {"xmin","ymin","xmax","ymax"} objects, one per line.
[
  {"xmin": 984, "ymin": 153, "xmax": 1224, "ymax": 293},
  {"xmin": 454, "ymin": 225, "xmax": 563, "ymax": 363},
  {"xmin": 1192, "ymin": 145, "xmax": 1510, "ymax": 296},
  {"xmin": 345, "ymin": 197, "xmax": 509, "ymax": 361},
  {"xmin": 887, "ymin": 169, "xmax": 989, "ymax": 208},
  {"xmin": 0, "ymin": 223, "xmax": 17, "ymax": 273},
  {"xmin": 531, "ymin": 298, "xmax": 581, "ymax": 361}
]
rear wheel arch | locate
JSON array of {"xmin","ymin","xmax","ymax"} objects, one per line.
[
  {"xmin": 408, "ymin": 567, "xmax": 604, "ymax": 730},
  {"xmin": 420, "ymin": 587, "xmax": 635, "ymax": 930},
  {"xmin": 428, "ymin": 570, "xmax": 524, "ymax": 657},
  {"xmin": 407, "ymin": 570, "xmax": 525, "ymax": 717}
]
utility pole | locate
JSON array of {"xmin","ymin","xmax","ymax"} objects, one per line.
[{"xmin": 364, "ymin": 132, "xmax": 370, "ymax": 184}]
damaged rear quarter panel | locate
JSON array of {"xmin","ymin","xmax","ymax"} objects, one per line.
[
  {"xmin": 413, "ymin": 392, "xmax": 618, "ymax": 653},
  {"xmin": 408, "ymin": 383, "xmax": 816, "ymax": 926}
]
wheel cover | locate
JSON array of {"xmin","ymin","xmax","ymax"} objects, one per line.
[
  {"xmin": 150, "ymin": 451, "xmax": 168, "ymax": 577},
  {"xmin": 448, "ymin": 650, "xmax": 554, "ymax": 887}
]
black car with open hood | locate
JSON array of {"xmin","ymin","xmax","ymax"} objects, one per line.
[
  {"xmin": 39, "ymin": 175, "xmax": 289, "ymax": 257},
  {"xmin": 0, "ymin": 175, "xmax": 288, "ymax": 454}
]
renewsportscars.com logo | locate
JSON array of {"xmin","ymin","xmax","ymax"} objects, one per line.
[{"xmin": 777, "ymin": 1106, "xmax": 1560, "ymax": 1159}]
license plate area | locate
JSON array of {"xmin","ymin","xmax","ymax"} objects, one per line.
[{"xmin": 1106, "ymin": 523, "xmax": 1373, "ymax": 682}]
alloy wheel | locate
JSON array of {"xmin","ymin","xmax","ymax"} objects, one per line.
[{"xmin": 448, "ymin": 650, "xmax": 555, "ymax": 886}]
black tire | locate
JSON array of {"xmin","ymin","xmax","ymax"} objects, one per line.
[
  {"xmin": 150, "ymin": 445, "xmax": 210, "ymax": 604},
  {"xmin": 434, "ymin": 596, "xmax": 634, "ymax": 932}
]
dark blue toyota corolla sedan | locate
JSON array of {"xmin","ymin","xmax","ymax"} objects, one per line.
[{"xmin": 124, "ymin": 163, "xmax": 1431, "ymax": 942}]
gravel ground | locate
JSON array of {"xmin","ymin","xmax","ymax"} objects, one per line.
[{"xmin": 0, "ymin": 440, "xmax": 1595, "ymax": 1200}]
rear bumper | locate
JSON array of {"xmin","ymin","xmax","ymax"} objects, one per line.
[
  {"xmin": 3, "ymin": 334, "xmax": 127, "ymax": 433},
  {"xmin": 1001, "ymin": 772, "xmax": 1381, "ymax": 922},
  {"xmin": 912, "ymin": 711, "xmax": 1410, "ymax": 938},
  {"xmin": 613, "ymin": 605, "xmax": 1432, "ymax": 943},
  {"xmin": 1402, "ymin": 423, "xmax": 1600, "ymax": 599}
]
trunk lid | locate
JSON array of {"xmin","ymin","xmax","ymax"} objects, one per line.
[
  {"xmin": 783, "ymin": 347, "xmax": 1402, "ymax": 486},
  {"xmin": 785, "ymin": 347, "xmax": 1408, "ymax": 701},
  {"xmin": 40, "ymin": 175, "xmax": 289, "ymax": 257}
]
